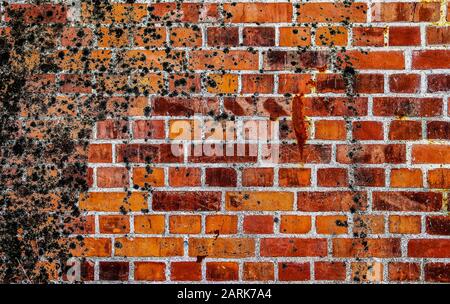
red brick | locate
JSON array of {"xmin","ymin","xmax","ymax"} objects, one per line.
[
  {"xmin": 99, "ymin": 262, "xmax": 128, "ymax": 281},
  {"xmin": 278, "ymin": 263, "xmax": 310, "ymax": 281},
  {"xmin": 409, "ymin": 240, "xmax": 450, "ymax": 258},
  {"xmin": 243, "ymin": 216, "xmax": 273, "ymax": 234},
  {"xmin": 242, "ymin": 168, "xmax": 273, "ymax": 187},
  {"xmin": 242, "ymin": 74, "xmax": 274, "ymax": 94},
  {"xmin": 243, "ymin": 27, "xmax": 275, "ymax": 46},
  {"xmin": 412, "ymin": 50, "xmax": 450, "ymax": 69},
  {"xmin": 207, "ymin": 27, "xmax": 239, "ymax": 46},
  {"xmin": 353, "ymin": 27, "xmax": 385, "ymax": 46},
  {"xmin": 206, "ymin": 262, "xmax": 238, "ymax": 281},
  {"xmin": 389, "ymin": 120, "xmax": 422, "ymax": 140},
  {"xmin": 315, "ymin": 262, "xmax": 346, "ymax": 281},
  {"xmin": 153, "ymin": 191, "xmax": 221, "ymax": 211},
  {"xmin": 97, "ymin": 120, "xmax": 129, "ymax": 139},
  {"xmin": 278, "ymin": 74, "xmax": 313, "ymax": 95},
  {"xmin": 260, "ymin": 238, "xmax": 327, "ymax": 257},
  {"xmin": 61, "ymin": 27, "xmax": 93, "ymax": 47},
  {"xmin": 371, "ymin": 2, "xmax": 440, "ymax": 22},
  {"xmin": 426, "ymin": 216, "xmax": 450, "ymax": 235},
  {"xmin": 374, "ymin": 97, "xmax": 442, "ymax": 117},
  {"xmin": 171, "ymin": 262, "xmax": 202, "ymax": 281},
  {"xmin": 316, "ymin": 215, "xmax": 348, "ymax": 235},
  {"xmin": 389, "ymin": 74, "xmax": 421, "ymax": 93},
  {"xmin": 427, "ymin": 121, "xmax": 450, "ymax": 139},
  {"xmin": 428, "ymin": 169, "xmax": 450, "ymax": 188},
  {"xmin": 373, "ymin": 191, "xmax": 442, "ymax": 211},
  {"xmin": 337, "ymin": 144, "xmax": 406, "ymax": 164},
  {"xmin": 169, "ymin": 215, "xmax": 201, "ymax": 234},
  {"xmin": 427, "ymin": 74, "xmax": 450, "ymax": 93},
  {"xmin": 346, "ymin": 51, "xmax": 405, "ymax": 70},
  {"xmin": 7, "ymin": 4, "xmax": 67, "ymax": 23},
  {"xmin": 390, "ymin": 169, "xmax": 423, "ymax": 188},
  {"xmin": 389, "ymin": 26, "xmax": 420, "ymax": 46},
  {"xmin": 425, "ymin": 263, "xmax": 450, "ymax": 282},
  {"xmin": 132, "ymin": 120, "xmax": 165, "ymax": 139},
  {"xmin": 116, "ymin": 144, "xmax": 183, "ymax": 163},
  {"xmin": 97, "ymin": 167, "xmax": 129, "ymax": 188},
  {"xmin": 205, "ymin": 215, "xmax": 238, "ymax": 235},
  {"xmin": 389, "ymin": 263, "xmax": 420, "ymax": 282},
  {"xmin": 316, "ymin": 73, "xmax": 384, "ymax": 94},
  {"xmin": 352, "ymin": 121, "xmax": 384, "ymax": 140},
  {"xmin": 333, "ymin": 238, "xmax": 401, "ymax": 257},
  {"xmin": 427, "ymin": 27, "xmax": 450, "ymax": 45},
  {"xmin": 317, "ymin": 168, "xmax": 348, "ymax": 187},
  {"xmin": 298, "ymin": 191, "xmax": 367, "ymax": 212},
  {"xmin": 88, "ymin": 144, "xmax": 112, "ymax": 163},
  {"xmin": 205, "ymin": 168, "xmax": 237, "ymax": 187}
]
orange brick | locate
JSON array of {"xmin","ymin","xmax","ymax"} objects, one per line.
[
  {"xmin": 71, "ymin": 238, "xmax": 111, "ymax": 257},
  {"xmin": 315, "ymin": 120, "xmax": 346, "ymax": 140},
  {"xmin": 316, "ymin": 215, "xmax": 348, "ymax": 235},
  {"xmin": 242, "ymin": 168, "xmax": 274, "ymax": 187},
  {"xmin": 352, "ymin": 262, "xmax": 383, "ymax": 282},
  {"xmin": 316, "ymin": 27, "xmax": 348, "ymax": 46},
  {"xmin": 243, "ymin": 262, "xmax": 274, "ymax": 281},
  {"xmin": 169, "ymin": 167, "xmax": 201, "ymax": 187},
  {"xmin": 389, "ymin": 216, "xmax": 421, "ymax": 234},
  {"xmin": 298, "ymin": 3, "xmax": 367, "ymax": 22},
  {"xmin": 225, "ymin": 192, "xmax": 294, "ymax": 211},
  {"xmin": 390, "ymin": 169, "xmax": 423, "ymax": 188},
  {"xmin": 353, "ymin": 215, "xmax": 385, "ymax": 235},
  {"xmin": 79, "ymin": 192, "xmax": 147, "ymax": 212},
  {"xmin": 206, "ymin": 262, "xmax": 239, "ymax": 281},
  {"xmin": 133, "ymin": 167, "xmax": 165, "ymax": 188},
  {"xmin": 134, "ymin": 215, "xmax": 165, "ymax": 234},
  {"xmin": 115, "ymin": 238, "xmax": 184, "ymax": 257},
  {"xmin": 224, "ymin": 3, "xmax": 293, "ymax": 23},
  {"xmin": 189, "ymin": 238, "xmax": 255, "ymax": 258},
  {"xmin": 278, "ymin": 168, "xmax": 311, "ymax": 187},
  {"xmin": 170, "ymin": 27, "xmax": 202, "ymax": 47},
  {"xmin": 279, "ymin": 27, "xmax": 311, "ymax": 47},
  {"xmin": 205, "ymin": 215, "xmax": 238, "ymax": 235},
  {"xmin": 133, "ymin": 27, "xmax": 166, "ymax": 47},
  {"xmin": 134, "ymin": 262, "xmax": 166, "ymax": 281},
  {"xmin": 171, "ymin": 262, "xmax": 202, "ymax": 281},
  {"xmin": 190, "ymin": 50, "xmax": 258, "ymax": 70},
  {"xmin": 99, "ymin": 215, "xmax": 130, "ymax": 234},
  {"xmin": 428, "ymin": 169, "xmax": 450, "ymax": 189},
  {"xmin": 96, "ymin": 27, "xmax": 129, "ymax": 47},
  {"xmin": 280, "ymin": 215, "xmax": 311, "ymax": 234},
  {"xmin": 81, "ymin": 3, "xmax": 147, "ymax": 23},
  {"xmin": 169, "ymin": 215, "xmax": 201, "ymax": 234},
  {"xmin": 206, "ymin": 74, "xmax": 239, "ymax": 94}
]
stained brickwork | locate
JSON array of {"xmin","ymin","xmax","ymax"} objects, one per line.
[{"xmin": 2, "ymin": 0, "xmax": 449, "ymax": 283}]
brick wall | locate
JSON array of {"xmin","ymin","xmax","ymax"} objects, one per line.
[{"xmin": 5, "ymin": 0, "xmax": 450, "ymax": 283}]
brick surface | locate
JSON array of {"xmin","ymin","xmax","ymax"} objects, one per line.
[{"xmin": 8, "ymin": 0, "xmax": 450, "ymax": 284}]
